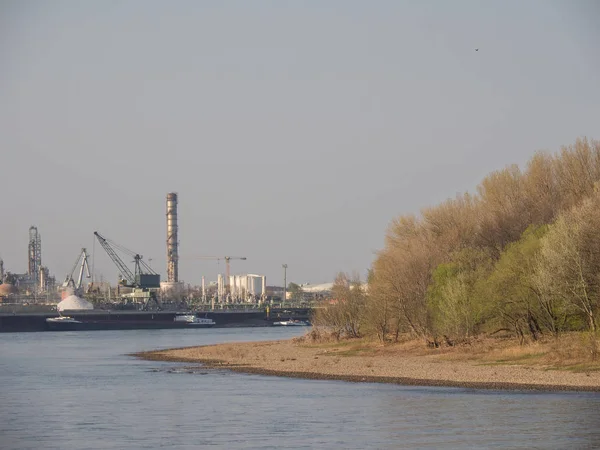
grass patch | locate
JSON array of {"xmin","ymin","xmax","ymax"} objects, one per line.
[
  {"xmin": 302, "ymin": 339, "xmax": 362, "ymax": 350},
  {"xmin": 554, "ymin": 363, "xmax": 600, "ymax": 373},
  {"xmin": 326, "ymin": 347, "xmax": 372, "ymax": 357},
  {"xmin": 493, "ymin": 352, "xmax": 547, "ymax": 364}
]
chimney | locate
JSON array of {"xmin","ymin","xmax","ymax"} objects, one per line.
[{"xmin": 166, "ymin": 193, "xmax": 179, "ymax": 283}]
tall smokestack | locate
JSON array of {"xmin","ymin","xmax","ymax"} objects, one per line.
[
  {"xmin": 28, "ymin": 226, "xmax": 41, "ymax": 286},
  {"xmin": 166, "ymin": 193, "xmax": 179, "ymax": 283}
]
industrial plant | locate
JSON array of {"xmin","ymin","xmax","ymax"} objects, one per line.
[
  {"xmin": 0, "ymin": 193, "xmax": 331, "ymax": 315},
  {"xmin": 0, "ymin": 226, "xmax": 57, "ymax": 299}
]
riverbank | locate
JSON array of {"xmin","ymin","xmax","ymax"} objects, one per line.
[{"xmin": 135, "ymin": 333, "xmax": 600, "ymax": 392}]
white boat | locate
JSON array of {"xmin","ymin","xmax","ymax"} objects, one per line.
[
  {"xmin": 46, "ymin": 315, "xmax": 83, "ymax": 331},
  {"xmin": 173, "ymin": 314, "xmax": 216, "ymax": 328},
  {"xmin": 272, "ymin": 319, "xmax": 310, "ymax": 326},
  {"xmin": 46, "ymin": 316, "xmax": 82, "ymax": 324}
]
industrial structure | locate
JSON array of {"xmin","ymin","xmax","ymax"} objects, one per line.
[
  {"xmin": 3, "ymin": 226, "xmax": 58, "ymax": 295},
  {"xmin": 61, "ymin": 248, "xmax": 91, "ymax": 297},
  {"xmin": 161, "ymin": 192, "xmax": 184, "ymax": 295},
  {"xmin": 94, "ymin": 231, "xmax": 161, "ymax": 309},
  {"xmin": 229, "ymin": 274, "xmax": 267, "ymax": 302},
  {"xmin": 166, "ymin": 192, "xmax": 179, "ymax": 283},
  {"xmin": 217, "ymin": 274, "xmax": 225, "ymax": 301},
  {"xmin": 201, "ymin": 272, "xmax": 267, "ymax": 304},
  {"xmin": 190, "ymin": 255, "xmax": 246, "ymax": 294},
  {"xmin": 0, "ymin": 194, "xmax": 324, "ymax": 312},
  {"xmin": 28, "ymin": 226, "xmax": 42, "ymax": 289},
  {"xmin": 56, "ymin": 248, "xmax": 93, "ymax": 311},
  {"xmin": 0, "ymin": 226, "xmax": 57, "ymax": 297}
]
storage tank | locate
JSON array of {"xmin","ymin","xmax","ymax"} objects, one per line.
[{"xmin": 0, "ymin": 283, "xmax": 16, "ymax": 296}]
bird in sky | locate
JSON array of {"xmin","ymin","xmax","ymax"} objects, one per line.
[{"xmin": 475, "ymin": 48, "xmax": 479, "ymax": 51}]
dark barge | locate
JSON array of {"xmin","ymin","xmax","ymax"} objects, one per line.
[{"xmin": 0, "ymin": 308, "xmax": 312, "ymax": 332}]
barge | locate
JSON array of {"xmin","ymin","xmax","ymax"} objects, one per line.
[
  {"xmin": 44, "ymin": 312, "xmax": 217, "ymax": 331},
  {"xmin": 1, "ymin": 310, "xmax": 267, "ymax": 332},
  {"xmin": 0, "ymin": 307, "xmax": 311, "ymax": 332}
]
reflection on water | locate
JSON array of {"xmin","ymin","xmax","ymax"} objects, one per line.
[{"xmin": 1, "ymin": 328, "xmax": 600, "ymax": 449}]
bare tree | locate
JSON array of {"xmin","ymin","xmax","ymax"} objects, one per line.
[{"xmin": 312, "ymin": 273, "xmax": 366, "ymax": 339}]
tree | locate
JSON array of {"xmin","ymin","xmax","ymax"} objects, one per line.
[
  {"xmin": 371, "ymin": 244, "xmax": 434, "ymax": 341},
  {"xmin": 486, "ymin": 225, "xmax": 561, "ymax": 341},
  {"xmin": 523, "ymin": 151, "xmax": 560, "ymax": 225},
  {"xmin": 428, "ymin": 248, "xmax": 493, "ymax": 342},
  {"xmin": 312, "ymin": 273, "xmax": 366, "ymax": 339},
  {"xmin": 535, "ymin": 190, "xmax": 600, "ymax": 332},
  {"xmin": 475, "ymin": 165, "xmax": 531, "ymax": 256},
  {"xmin": 362, "ymin": 138, "xmax": 600, "ymax": 345},
  {"xmin": 553, "ymin": 138, "xmax": 600, "ymax": 212},
  {"xmin": 363, "ymin": 269, "xmax": 392, "ymax": 343}
]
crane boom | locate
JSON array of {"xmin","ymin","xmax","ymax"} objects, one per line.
[
  {"xmin": 93, "ymin": 231, "xmax": 160, "ymax": 289},
  {"xmin": 76, "ymin": 249, "xmax": 91, "ymax": 289},
  {"xmin": 224, "ymin": 256, "xmax": 247, "ymax": 283},
  {"xmin": 66, "ymin": 250, "xmax": 84, "ymax": 284},
  {"xmin": 94, "ymin": 231, "xmax": 136, "ymax": 285},
  {"xmin": 62, "ymin": 248, "xmax": 91, "ymax": 293},
  {"xmin": 182, "ymin": 255, "xmax": 247, "ymax": 291},
  {"xmin": 93, "ymin": 231, "xmax": 161, "ymax": 310}
]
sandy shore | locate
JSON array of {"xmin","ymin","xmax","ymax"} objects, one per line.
[{"xmin": 135, "ymin": 337, "xmax": 600, "ymax": 392}]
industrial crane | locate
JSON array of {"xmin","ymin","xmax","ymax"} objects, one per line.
[
  {"xmin": 188, "ymin": 256, "xmax": 247, "ymax": 291},
  {"xmin": 62, "ymin": 248, "xmax": 91, "ymax": 296},
  {"xmin": 93, "ymin": 231, "xmax": 161, "ymax": 310},
  {"xmin": 224, "ymin": 256, "xmax": 247, "ymax": 283},
  {"xmin": 195, "ymin": 256, "xmax": 246, "ymax": 281}
]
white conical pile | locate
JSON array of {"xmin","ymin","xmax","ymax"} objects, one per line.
[{"xmin": 57, "ymin": 295, "xmax": 93, "ymax": 312}]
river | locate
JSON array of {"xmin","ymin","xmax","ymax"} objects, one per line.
[{"xmin": 1, "ymin": 328, "xmax": 599, "ymax": 449}]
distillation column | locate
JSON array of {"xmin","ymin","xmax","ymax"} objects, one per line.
[
  {"xmin": 166, "ymin": 193, "xmax": 179, "ymax": 283},
  {"xmin": 28, "ymin": 226, "xmax": 42, "ymax": 288}
]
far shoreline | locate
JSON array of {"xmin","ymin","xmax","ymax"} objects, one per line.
[{"xmin": 133, "ymin": 336, "xmax": 600, "ymax": 393}]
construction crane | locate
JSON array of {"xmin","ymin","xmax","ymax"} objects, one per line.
[
  {"xmin": 94, "ymin": 231, "xmax": 161, "ymax": 309},
  {"xmin": 187, "ymin": 256, "xmax": 247, "ymax": 291},
  {"xmin": 62, "ymin": 248, "xmax": 91, "ymax": 296},
  {"xmin": 224, "ymin": 256, "xmax": 247, "ymax": 283},
  {"xmin": 201, "ymin": 256, "xmax": 246, "ymax": 283}
]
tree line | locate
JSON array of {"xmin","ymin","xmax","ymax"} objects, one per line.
[{"xmin": 313, "ymin": 138, "xmax": 600, "ymax": 345}]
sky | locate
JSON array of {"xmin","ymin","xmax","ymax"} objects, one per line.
[{"xmin": 1, "ymin": 1, "xmax": 599, "ymax": 288}]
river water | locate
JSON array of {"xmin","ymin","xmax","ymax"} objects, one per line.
[{"xmin": 1, "ymin": 328, "xmax": 600, "ymax": 449}]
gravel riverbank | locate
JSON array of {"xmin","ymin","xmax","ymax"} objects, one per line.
[{"xmin": 135, "ymin": 337, "xmax": 600, "ymax": 392}]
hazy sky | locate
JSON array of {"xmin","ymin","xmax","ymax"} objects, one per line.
[{"xmin": 1, "ymin": 1, "xmax": 599, "ymax": 287}]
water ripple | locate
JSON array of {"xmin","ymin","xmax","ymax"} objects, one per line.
[{"xmin": 1, "ymin": 328, "xmax": 600, "ymax": 449}]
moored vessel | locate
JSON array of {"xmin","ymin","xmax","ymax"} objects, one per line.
[
  {"xmin": 46, "ymin": 315, "xmax": 83, "ymax": 331},
  {"xmin": 272, "ymin": 319, "xmax": 310, "ymax": 326},
  {"xmin": 173, "ymin": 314, "xmax": 216, "ymax": 327}
]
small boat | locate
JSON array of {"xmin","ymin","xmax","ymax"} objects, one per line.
[
  {"xmin": 272, "ymin": 319, "xmax": 310, "ymax": 326},
  {"xmin": 46, "ymin": 315, "xmax": 83, "ymax": 331},
  {"xmin": 46, "ymin": 316, "xmax": 82, "ymax": 324},
  {"xmin": 173, "ymin": 314, "xmax": 216, "ymax": 328}
]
